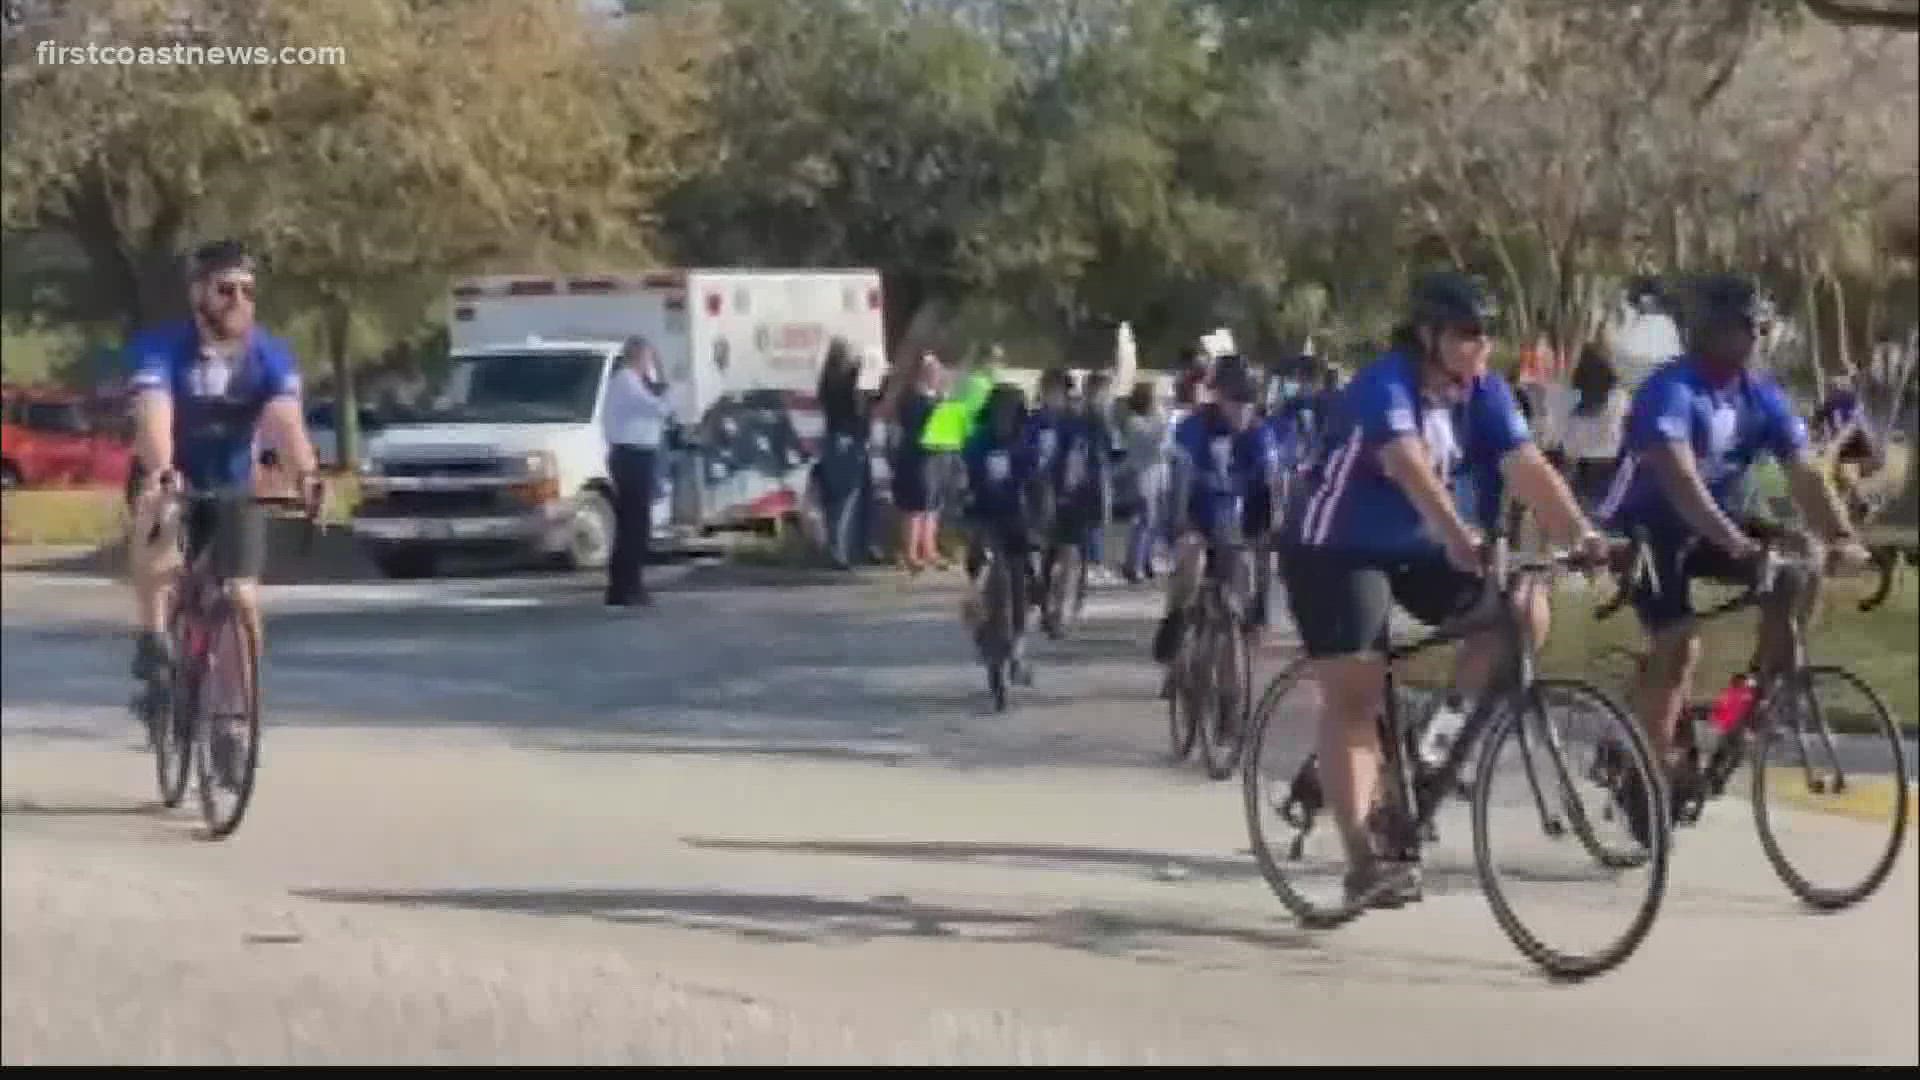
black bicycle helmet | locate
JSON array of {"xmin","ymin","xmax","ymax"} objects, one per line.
[
  {"xmin": 1689, "ymin": 273, "xmax": 1769, "ymax": 335},
  {"xmin": 1408, "ymin": 271, "xmax": 1496, "ymax": 331},
  {"xmin": 1212, "ymin": 354, "xmax": 1259, "ymax": 404},
  {"xmin": 187, "ymin": 239, "xmax": 256, "ymax": 280}
]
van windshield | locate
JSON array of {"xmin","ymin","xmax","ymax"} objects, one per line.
[{"xmin": 423, "ymin": 351, "xmax": 604, "ymax": 424}]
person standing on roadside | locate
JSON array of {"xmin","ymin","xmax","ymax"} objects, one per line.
[{"xmin": 602, "ymin": 336, "xmax": 670, "ymax": 607}]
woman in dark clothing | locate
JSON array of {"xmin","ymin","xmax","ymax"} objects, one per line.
[
  {"xmin": 890, "ymin": 352, "xmax": 943, "ymax": 572},
  {"xmin": 815, "ymin": 337, "xmax": 869, "ymax": 569}
]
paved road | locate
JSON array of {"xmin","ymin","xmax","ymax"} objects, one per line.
[{"xmin": 3, "ymin": 564, "xmax": 1915, "ymax": 1064}]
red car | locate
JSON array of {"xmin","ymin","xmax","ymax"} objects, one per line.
[{"xmin": 1, "ymin": 385, "xmax": 134, "ymax": 491}]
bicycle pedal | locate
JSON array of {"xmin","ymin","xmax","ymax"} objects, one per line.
[{"xmin": 1542, "ymin": 819, "xmax": 1566, "ymax": 838}]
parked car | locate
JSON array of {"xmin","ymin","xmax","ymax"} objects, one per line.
[{"xmin": 0, "ymin": 385, "xmax": 134, "ymax": 490}]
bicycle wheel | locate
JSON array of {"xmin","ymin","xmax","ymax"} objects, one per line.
[
  {"xmin": 1199, "ymin": 603, "xmax": 1252, "ymax": 781},
  {"xmin": 194, "ymin": 599, "xmax": 262, "ymax": 839},
  {"xmin": 1166, "ymin": 623, "xmax": 1201, "ymax": 762},
  {"xmin": 1044, "ymin": 543, "xmax": 1082, "ymax": 639},
  {"xmin": 1534, "ymin": 680, "xmax": 1653, "ymax": 870},
  {"xmin": 1242, "ymin": 659, "xmax": 1362, "ymax": 927},
  {"xmin": 1751, "ymin": 665, "xmax": 1910, "ymax": 911},
  {"xmin": 976, "ymin": 553, "xmax": 1013, "ymax": 712},
  {"xmin": 1472, "ymin": 681, "xmax": 1669, "ymax": 980},
  {"xmin": 151, "ymin": 611, "xmax": 194, "ymax": 808}
]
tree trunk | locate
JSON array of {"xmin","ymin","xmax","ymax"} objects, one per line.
[
  {"xmin": 1829, "ymin": 271, "xmax": 1852, "ymax": 380},
  {"xmin": 327, "ymin": 300, "xmax": 359, "ymax": 472},
  {"xmin": 1801, "ymin": 259, "xmax": 1824, "ymax": 398}
]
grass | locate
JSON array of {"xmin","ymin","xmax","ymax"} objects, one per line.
[
  {"xmin": 1764, "ymin": 769, "xmax": 1918, "ymax": 826},
  {"xmin": 0, "ymin": 487, "xmax": 130, "ymax": 546},
  {"xmin": 1400, "ymin": 571, "xmax": 1919, "ymax": 735},
  {"xmin": 1, "ymin": 473, "xmax": 361, "ymax": 548}
]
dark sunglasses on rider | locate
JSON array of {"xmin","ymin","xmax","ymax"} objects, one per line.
[{"xmin": 213, "ymin": 280, "xmax": 257, "ymax": 302}]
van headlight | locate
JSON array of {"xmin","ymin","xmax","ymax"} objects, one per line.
[{"xmin": 508, "ymin": 451, "xmax": 560, "ymax": 506}]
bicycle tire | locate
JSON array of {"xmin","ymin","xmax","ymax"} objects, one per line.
[
  {"xmin": 1533, "ymin": 680, "xmax": 1653, "ymax": 870},
  {"xmin": 978, "ymin": 552, "xmax": 1014, "ymax": 712},
  {"xmin": 1472, "ymin": 681, "xmax": 1670, "ymax": 980},
  {"xmin": 194, "ymin": 599, "xmax": 262, "ymax": 840},
  {"xmin": 1242, "ymin": 659, "xmax": 1363, "ymax": 928},
  {"xmin": 1044, "ymin": 543, "xmax": 1082, "ymax": 639},
  {"xmin": 153, "ymin": 611, "xmax": 194, "ymax": 808},
  {"xmin": 1199, "ymin": 602, "xmax": 1252, "ymax": 781},
  {"xmin": 1166, "ymin": 628, "xmax": 1200, "ymax": 762},
  {"xmin": 1751, "ymin": 665, "xmax": 1910, "ymax": 911}
]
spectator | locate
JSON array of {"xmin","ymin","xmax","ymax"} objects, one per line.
[
  {"xmin": 1120, "ymin": 380, "xmax": 1170, "ymax": 583},
  {"xmin": 1080, "ymin": 370, "xmax": 1121, "ymax": 583},
  {"xmin": 815, "ymin": 337, "xmax": 869, "ymax": 569},
  {"xmin": 601, "ymin": 336, "xmax": 670, "ymax": 607},
  {"xmin": 890, "ymin": 351, "xmax": 947, "ymax": 573},
  {"xmin": 1562, "ymin": 343, "xmax": 1628, "ymax": 509}
]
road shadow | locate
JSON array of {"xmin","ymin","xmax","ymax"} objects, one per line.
[
  {"xmin": 290, "ymin": 883, "xmax": 1530, "ymax": 987},
  {"xmin": 679, "ymin": 835, "xmax": 1633, "ymax": 896},
  {"xmin": 0, "ymin": 797, "xmax": 165, "ymax": 818}
]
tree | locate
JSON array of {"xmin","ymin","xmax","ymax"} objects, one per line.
[{"xmin": 4, "ymin": 0, "xmax": 716, "ymax": 466}]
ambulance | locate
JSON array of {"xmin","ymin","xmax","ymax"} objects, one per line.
[{"xmin": 351, "ymin": 269, "xmax": 886, "ymax": 577}]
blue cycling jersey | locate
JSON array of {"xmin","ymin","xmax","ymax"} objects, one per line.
[
  {"xmin": 1599, "ymin": 355, "xmax": 1808, "ymax": 536},
  {"xmin": 1171, "ymin": 404, "xmax": 1283, "ymax": 537},
  {"xmin": 962, "ymin": 425, "xmax": 1039, "ymax": 525},
  {"xmin": 1287, "ymin": 349, "xmax": 1531, "ymax": 556},
  {"xmin": 1023, "ymin": 408, "xmax": 1102, "ymax": 498},
  {"xmin": 127, "ymin": 322, "xmax": 302, "ymax": 490}
]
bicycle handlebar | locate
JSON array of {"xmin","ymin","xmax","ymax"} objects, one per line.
[{"xmin": 1590, "ymin": 527, "xmax": 1902, "ymax": 621}]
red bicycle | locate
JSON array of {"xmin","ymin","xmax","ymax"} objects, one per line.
[{"xmin": 133, "ymin": 490, "xmax": 318, "ymax": 839}]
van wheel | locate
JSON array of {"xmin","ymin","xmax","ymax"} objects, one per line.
[{"xmin": 565, "ymin": 490, "xmax": 616, "ymax": 571}]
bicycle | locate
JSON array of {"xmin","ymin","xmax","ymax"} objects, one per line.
[
  {"xmin": 1242, "ymin": 535, "xmax": 1671, "ymax": 980},
  {"xmin": 1594, "ymin": 528, "xmax": 1908, "ymax": 912},
  {"xmin": 132, "ymin": 488, "xmax": 320, "ymax": 839},
  {"xmin": 1167, "ymin": 531, "xmax": 1256, "ymax": 780}
]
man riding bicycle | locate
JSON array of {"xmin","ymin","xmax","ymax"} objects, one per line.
[
  {"xmin": 1596, "ymin": 274, "xmax": 1869, "ymax": 837},
  {"xmin": 1277, "ymin": 272, "xmax": 1605, "ymax": 907},
  {"xmin": 1027, "ymin": 369, "xmax": 1104, "ymax": 610},
  {"xmin": 1152, "ymin": 357, "xmax": 1285, "ymax": 666},
  {"xmin": 962, "ymin": 384, "xmax": 1041, "ymax": 682},
  {"xmin": 126, "ymin": 240, "xmax": 325, "ymax": 694}
]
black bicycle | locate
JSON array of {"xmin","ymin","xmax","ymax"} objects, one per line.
[
  {"xmin": 1242, "ymin": 537, "xmax": 1670, "ymax": 980},
  {"xmin": 1168, "ymin": 533, "xmax": 1256, "ymax": 780},
  {"xmin": 133, "ymin": 489, "xmax": 318, "ymax": 839},
  {"xmin": 1595, "ymin": 529, "xmax": 1907, "ymax": 912},
  {"xmin": 968, "ymin": 529, "xmax": 1036, "ymax": 712}
]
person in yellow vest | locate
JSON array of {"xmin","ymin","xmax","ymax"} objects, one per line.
[{"xmin": 918, "ymin": 346, "xmax": 1003, "ymax": 556}]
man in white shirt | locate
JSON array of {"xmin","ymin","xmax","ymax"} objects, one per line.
[{"xmin": 601, "ymin": 336, "xmax": 671, "ymax": 606}]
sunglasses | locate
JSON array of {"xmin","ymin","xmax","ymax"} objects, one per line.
[{"xmin": 211, "ymin": 280, "xmax": 257, "ymax": 301}]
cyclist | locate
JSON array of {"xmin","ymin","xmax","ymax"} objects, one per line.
[
  {"xmin": 126, "ymin": 241, "xmax": 325, "ymax": 696},
  {"xmin": 962, "ymin": 383, "xmax": 1041, "ymax": 683},
  {"xmin": 1152, "ymin": 356, "xmax": 1285, "ymax": 666},
  {"xmin": 1027, "ymin": 369, "xmax": 1103, "ymax": 610},
  {"xmin": 1596, "ymin": 274, "xmax": 1870, "ymax": 840},
  {"xmin": 1278, "ymin": 272, "xmax": 1605, "ymax": 907}
]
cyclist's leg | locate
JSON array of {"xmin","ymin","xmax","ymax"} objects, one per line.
[
  {"xmin": 1627, "ymin": 532, "xmax": 1709, "ymax": 769},
  {"xmin": 1284, "ymin": 546, "xmax": 1398, "ymax": 872},
  {"xmin": 128, "ymin": 462, "xmax": 185, "ymax": 678},
  {"xmin": 211, "ymin": 494, "xmax": 270, "ymax": 665}
]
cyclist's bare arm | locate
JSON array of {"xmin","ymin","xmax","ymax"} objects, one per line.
[
  {"xmin": 1642, "ymin": 441, "xmax": 1758, "ymax": 558},
  {"xmin": 1782, "ymin": 454, "xmax": 1857, "ymax": 543},
  {"xmin": 1499, "ymin": 443, "xmax": 1595, "ymax": 547},
  {"xmin": 1378, "ymin": 435, "xmax": 1479, "ymax": 565},
  {"xmin": 257, "ymin": 395, "xmax": 319, "ymax": 476}
]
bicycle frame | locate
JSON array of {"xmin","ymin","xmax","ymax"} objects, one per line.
[{"xmin": 1370, "ymin": 538, "xmax": 1596, "ymax": 858}]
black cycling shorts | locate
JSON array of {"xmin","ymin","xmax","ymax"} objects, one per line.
[
  {"xmin": 130, "ymin": 463, "xmax": 267, "ymax": 581},
  {"xmin": 1280, "ymin": 545, "xmax": 1486, "ymax": 658},
  {"xmin": 1629, "ymin": 527, "xmax": 1764, "ymax": 632}
]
